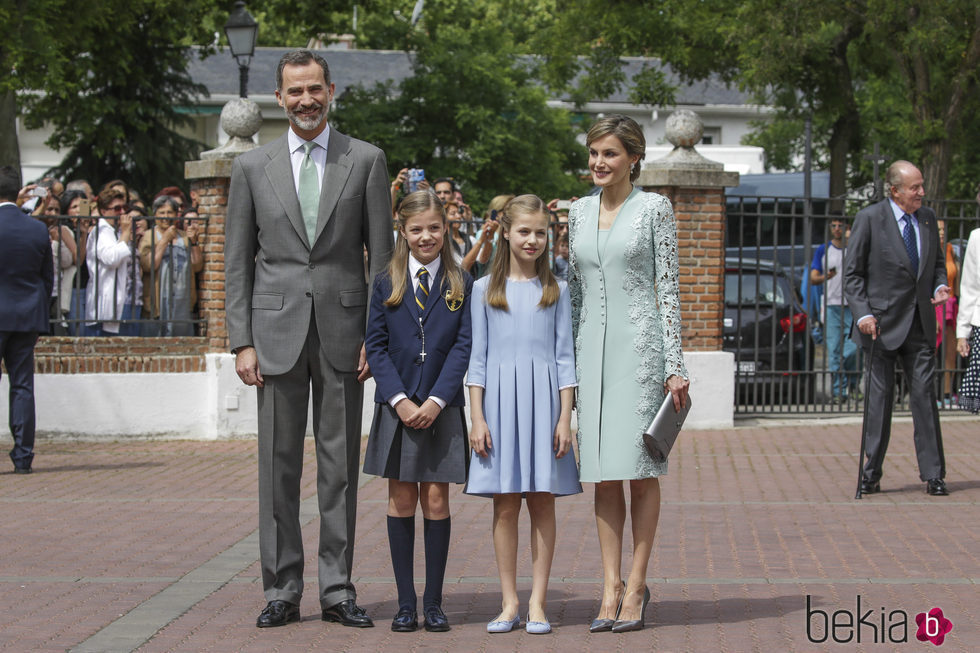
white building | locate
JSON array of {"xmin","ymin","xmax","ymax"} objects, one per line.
[{"xmin": 16, "ymin": 48, "xmax": 769, "ymax": 183}]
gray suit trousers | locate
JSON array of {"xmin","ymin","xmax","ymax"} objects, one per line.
[
  {"xmin": 257, "ymin": 315, "xmax": 363, "ymax": 608},
  {"xmin": 862, "ymin": 311, "xmax": 945, "ymax": 483}
]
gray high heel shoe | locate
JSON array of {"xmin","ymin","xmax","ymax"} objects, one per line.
[
  {"xmin": 611, "ymin": 586, "xmax": 650, "ymax": 633},
  {"xmin": 589, "ymin": 580, "xmax": 625, "ymax": 633}
]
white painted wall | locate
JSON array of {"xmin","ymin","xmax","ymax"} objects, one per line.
[
  {"xmin": 645, "ymin": 145, "xmax": 765, "ymax": 175},
  {"xmin": 681, "ymin": 351, "xmax": 735, "ymax": 429},
  {"xmin": 0, "ymin": 351, "xmax": 733, "ymax": 440}
]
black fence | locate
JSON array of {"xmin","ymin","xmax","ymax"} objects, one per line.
[
  {"xmin": 41, "ymin": 213, "xmax": 208, "ymax": 337},
  {"xmin": 725, "ymin": 195, "xmax": 980, "ymax": 416}
]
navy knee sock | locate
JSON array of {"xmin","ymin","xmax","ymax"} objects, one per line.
[
  {"xmin": 422, "ymin": 517, "xmax": 451, "ymax": 609},
  {"xmin": 387, "ymin": 515, "xmax": 417, "ymax": 612}
]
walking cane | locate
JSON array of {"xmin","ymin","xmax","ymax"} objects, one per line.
[{"xmin": 855, "ymin": 318, "xmax": 880, "ymax": 499}]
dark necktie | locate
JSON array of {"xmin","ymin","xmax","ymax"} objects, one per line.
[
  {"xmin": 415, "ymin": 267, "xmax": 430, "ymax": 315},
  {"xmin": 901, "ymin": 214, "xmax": 919, "ymax": 274}
]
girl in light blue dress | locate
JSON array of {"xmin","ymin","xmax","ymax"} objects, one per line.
[{"xmin": 465, "ymin": 194, "xmax": 581, "ymax": 635}]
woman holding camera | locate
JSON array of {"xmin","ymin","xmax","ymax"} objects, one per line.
[
  {"xmin": 138, "ymin": 195, "xmax": 202, "ymax": 336},
  {"xmin": 568, "ymin": 115, "xmax": 689, "ymax": 633},
  {"xmin": 32, "ymin": 193, "xmax": 76, "ymax": 335}
]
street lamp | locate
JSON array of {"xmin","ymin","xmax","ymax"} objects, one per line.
[{"xmin": 224, "ymin": 1, "xmax": 258, "ymax": 98}]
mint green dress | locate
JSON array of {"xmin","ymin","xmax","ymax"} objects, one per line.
[{"xmin": 568, "ymin": 187, "xmax": 688, "ymax": 482}]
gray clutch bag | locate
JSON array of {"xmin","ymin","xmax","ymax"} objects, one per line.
[{"xmin": 642, "ymin": 394, "xmax": 692, "ymax": 463}]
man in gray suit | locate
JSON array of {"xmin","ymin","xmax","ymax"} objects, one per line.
[
  {"xmin": 844, "ymin": 160, "xmax": 950, "ymax": 496},
  {"xmin": 225, "ymin": 49, "xmax": 393, "ymax": 628}
]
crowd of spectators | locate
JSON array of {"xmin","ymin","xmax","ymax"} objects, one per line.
[
  {"xmin": 388, "ymin": 168, "xmax": 574, "ymax": 282},
  {"xmin": 15, "ymin": 168, "xmax": 573, "ymax": 338},
  {"xmin": 14, "ymin": 175, "xmax": 205, "ymax": 337}
]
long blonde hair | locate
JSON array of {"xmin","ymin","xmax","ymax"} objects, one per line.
[
  {"xmin": 385, "ymin": 190, "xmax": 466, "ymax": 307},
  {"xmin": 485, "ymin": 194, "xmax": 560, "ymax": 311}
]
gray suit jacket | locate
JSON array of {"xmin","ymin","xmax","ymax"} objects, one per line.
[
  {"xmin": 225, "ymin": 128, "xmax": 394, "ymax": 375},
  {"xmin": 843, "ymin": 200, "xmax": 946, "ymax": 351}
]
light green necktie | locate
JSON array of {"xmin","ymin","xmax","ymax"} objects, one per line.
[{"xmin": 299, "ymin": 141, "xmax": 320, "ymax": 244}]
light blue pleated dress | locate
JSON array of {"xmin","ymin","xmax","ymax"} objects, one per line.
[{"xmin": 464, "ymin": 277, "xmax": 582, "ymax": 497}]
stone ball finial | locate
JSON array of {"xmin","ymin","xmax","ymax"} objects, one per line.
[
  {"xmin": 665, "ymin": 109, "xmax": 704, "ymax": 148},
  {"xmin": 221, "ymin": 98, "xmax": 263, "ymax": 139},
  {"xmin": 201, "ymin": 98, "xmax": 263, "ymax": 160},
  {"xmin": 643, "ymin": 108, "xmax": 728, "ymax": 176}
]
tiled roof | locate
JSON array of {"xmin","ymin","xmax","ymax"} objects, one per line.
[
  {"xmin": 187, "ymin": 47, "xmax": 414, "ymax": 98},
  {"xmin": 187, "ymin": 47, "xmax": 753, "ymax": 106}
]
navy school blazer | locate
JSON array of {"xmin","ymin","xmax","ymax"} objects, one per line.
[{"xmin": 365, "ymin": 266, "xmax": 473, "ymax": 406}]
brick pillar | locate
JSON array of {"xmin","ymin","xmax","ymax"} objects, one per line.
[
  {"xmin": 638, "ymin": 181, "xmax": 732, "ymax": 351},
  {"xmin": 637, "ymin": 109, "xmax": 739, "ymax": 354},
  {"xmin": 185, "ymin": 158, "xmax": 232, "ymax": 353}
]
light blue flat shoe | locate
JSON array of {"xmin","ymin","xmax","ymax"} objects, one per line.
[
  {"xmin": 525, "ymin": 614, "xmax": 552, "ymax": 634},
  {"xmin": 487, "ymin": 615, "xmax": 520, "ymax": 633}
]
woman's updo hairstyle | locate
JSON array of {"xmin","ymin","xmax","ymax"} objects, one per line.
[{"xmin": 585, "ymin": 114, "xmax": 646, "ymax": 182}]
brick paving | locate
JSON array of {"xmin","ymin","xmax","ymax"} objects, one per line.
[{"xmin": 0, "ymin": 417, "xmax": 977, "ymax": 652}]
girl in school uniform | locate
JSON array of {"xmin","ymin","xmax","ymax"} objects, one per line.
[
  {"xmin": 363, "ymin": 190, "xmax": 473, "ymax": 633},
  {"xmin": 465, "ymin": 194, "xmax": 581, "ymax": 635}
]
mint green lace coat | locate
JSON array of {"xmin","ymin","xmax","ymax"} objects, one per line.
[{"xmin": 568, "ymin": 187, "xmax": 688, "ymax": 481}]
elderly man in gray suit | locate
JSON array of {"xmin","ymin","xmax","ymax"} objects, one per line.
[
  {"xmin": 225, "ymin": 49, "xmax": 393, "ymax": 629},
  {"xmin": 844, "ymin": 160, "xmax": 951, "ymax": 497}
]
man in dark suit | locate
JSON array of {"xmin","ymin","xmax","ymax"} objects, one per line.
[
  {"xmin": 844, "ymin": 160, "xmax": 951, "ymax": 496},
  {"xmin": 0, "ymin": 166, "xmax": 54, "ymax": 474},
  {"xmin": 225, "ymin": 50, "xmax": 393, "ymax": 628}
]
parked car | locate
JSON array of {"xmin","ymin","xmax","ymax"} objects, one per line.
[
  {"xmin": 725, "ymin": 244, "xmax": 812, "ymax": 288},
  {"xmin": 723, "ymin": 257, "xmax": 815, "ymax": 403}
]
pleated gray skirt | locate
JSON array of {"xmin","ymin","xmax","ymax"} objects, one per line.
[{"xmin": 363, "ymin": 403, "xmax": 469, "ymax": 483}]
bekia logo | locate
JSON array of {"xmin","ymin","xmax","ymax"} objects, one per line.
[
  {"xmin": 806, "ymin": 595, "xmax": 953, "ymax": 645},
  {"xmin": 915, "ymin": 608, "xmax": 953, "ymax": 646}
]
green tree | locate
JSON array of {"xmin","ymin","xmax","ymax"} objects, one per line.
[
  {"xmin": 729, "ymin": 1, "xmax": 869, "ymax": 202},
  {"xmin": 0, "ymin": 0, "xmax": 80, "ymax": 178},
  {"xmin": 741, "ymin": 1, "xmax": 980, "ymax": 202},
  {"xmin": 333, "ymin": 0, "xmax": 587, "ymax": 208},
  {"xmin": 535, "ymin": 0, "xmax": 980, "ymax": 202},
  {"xmin": 2, "ymin": 0, "xmax": 224, "ymax": 194},
  {"xmin": 532, "ymin": 0, "xmax": 738, "ymax": 107},
  {"xmin": 867, "ymin": 2, "xmax": 980, "ymax": 202}
]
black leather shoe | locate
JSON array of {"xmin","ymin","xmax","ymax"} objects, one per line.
[
  {"xmin": 322, "ymin": 599, "xmax": 374, "ymax": 628},
  {"xmin": 860, "ymin": 479, "xmax": 880, "ymax": 495},
  {"xmin": 423, "ymin": 605, "xmax": 450, "ymax": 632},
  {"xmin": 926, "ymin": 479, "xmax": 949, "ymax": 496},
  {"xmin": 13, "ymin": 467, "xmax": 32, "ymax": 474},
  {"xmin": 256, "ymin": 600, "xmax": 300, "ymax": 628},
  {"xmin": 390, "ymin": 607, "xmax": 418, "ymax": 632}
]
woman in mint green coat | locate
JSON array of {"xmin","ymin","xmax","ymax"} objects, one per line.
[{"xmin": 568, "ymin": 115, "xmax": 689, "ymax": 633}]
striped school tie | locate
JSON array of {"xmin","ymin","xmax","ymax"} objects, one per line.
[{"xmin": 415, "ymin": 267, "xmax": 430, "ymax": 315}]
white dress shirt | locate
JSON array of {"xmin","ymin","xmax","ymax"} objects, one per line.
[
  {"xmin": 956, "ymin": 229, "xmax": 980, "ymax": 338},
  {"xmin": 286, "ymin": 125, "xmax": 331, "ymax": 197},
  {"xmin": 889, "ymin": 199, "xmax": 921, "ymax": 258},
  {"xmin": 389, "ymin": 254, "xmax": 446, "ymax": 409},
  {"xmin": 408, "ymin": 254, "xmax": 441, "ymax": 296}
]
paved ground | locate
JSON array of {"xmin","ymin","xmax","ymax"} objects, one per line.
[{"xmin": 1, "ymin": 416, "xmax": 977, "ymax": 652}]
